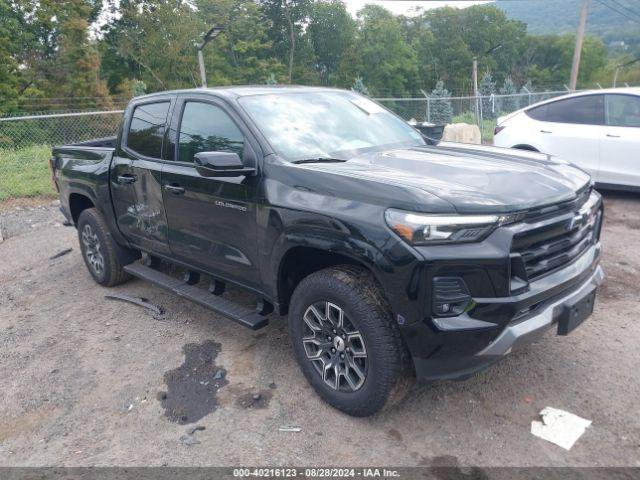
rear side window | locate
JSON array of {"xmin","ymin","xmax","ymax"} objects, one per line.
[
  {"xmin": 127, "ymin": 102, "xmax": 170, "ymax": 158},
  {"xmin": 526, "ymin": 95, "xmax": 604, "ymax": 125},
  {"xmin": 177, "ymin": 102, "xmax": 244, "ymax": 163},
  {"xmin": 605, "ymin": 94, "xmax": 640, "ymax": 127}
]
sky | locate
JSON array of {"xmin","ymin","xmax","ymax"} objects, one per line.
[{"xmin": 344, "ymin": 0, "xmax": 492, "ymax": 17}]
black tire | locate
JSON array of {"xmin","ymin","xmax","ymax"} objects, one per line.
[
  {"xmin": 288, "ymin": 265, "xmax": 414, "ymax": 416},
  {"xmin": 77, "ymin": 208, "xmax": 131, "ymax": 287}
]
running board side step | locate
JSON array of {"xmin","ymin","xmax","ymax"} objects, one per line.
[{"xmin": 123, "ymin": 263, "xmax": 269, "ymax": 330}]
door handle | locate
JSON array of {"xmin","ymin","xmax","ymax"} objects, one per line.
[
  {"xmin": 117, "ymin": 174, "xmax": 137, "ymax": 184},
  {"xmin": 164, "ymin": 184, "xmax": 185, "ymax": 195},
  {"xmin": 606, "ymin": 133, "xmax": 621, "ymax": 138},
  {"xmin": 540, "ymin": 129, "xmax": 552, "ymax": 134}
]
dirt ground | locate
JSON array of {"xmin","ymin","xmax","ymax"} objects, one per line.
[{"xmin": 0, "ymin": 192, "xmax": 638, "ymax": 467}]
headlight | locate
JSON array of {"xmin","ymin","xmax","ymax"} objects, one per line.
[{"xmin": 385, "ymin": 209, "xmax": 504, "ymax": 245}]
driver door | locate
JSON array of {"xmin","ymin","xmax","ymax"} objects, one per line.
[{"xmin": 161, "ymin": 96, "xmax": 261, "ymax": 289}]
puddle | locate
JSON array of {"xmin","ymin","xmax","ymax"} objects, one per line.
[{"xmin": 158, "ymin": 340, "xmax": 228, "ymax": 424}]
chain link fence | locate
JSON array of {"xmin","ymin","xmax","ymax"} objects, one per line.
[
  {"xmin": 374, "ymin": 90, "xmax": 573, "ymax": 141},
  {"xmin": 0, "ymin": 88, "xmax": 627, "ymax": 212},
  {"xmin": 0, "ymin": 110, "xmax": 123, "ymax": 210}
]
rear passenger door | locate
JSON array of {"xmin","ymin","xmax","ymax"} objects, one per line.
[
  {"xmin": 114, "ymin": 99, "xmax": 173, "ymax": 255},
  {"xmin": 162, "ymin": 96, "xmax": 261, "ymax": 289},
  {"xmin": 526, "ymin": 95, "xmax": 604, "ymax": 180},
  {"xmin": 600, "ymin": 94, "xmax": 640, "ymax": 187}
]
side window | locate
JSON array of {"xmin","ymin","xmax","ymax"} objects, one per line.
[
  {"xmin": 526, "ymin": 95, "xmax": 604, "ymax": 125},
  {"xmin": 526, "ymin": 104, "xmax": 548, "ymax": 121},
  {"xmin": 177, "ymin": 102, "xmax": 245, "ymax": 163},
  {"xmin": 126, "ymin": 102, "xmax": 170, "ymax": 158},
  {"xmin": 605, "ymin": 94, "xmax": 640, "ymax": 128}
]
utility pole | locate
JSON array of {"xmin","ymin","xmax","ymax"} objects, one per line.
[
  {"xmin": 472, "ymin": 57, "xmax": 479, "ymax": 126},
  {"xmin": 569, "ymin": 0, "xmax": 590, "ymax": 91}
]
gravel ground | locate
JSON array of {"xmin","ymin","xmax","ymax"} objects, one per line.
[{"xmin": 0, "ymin": 192, "xmax": 638, "ymax": 467}]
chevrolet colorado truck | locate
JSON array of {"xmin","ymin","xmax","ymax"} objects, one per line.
[{"xmin": 51, "ymin": 87, "xmax": 604, "ymax": 416}]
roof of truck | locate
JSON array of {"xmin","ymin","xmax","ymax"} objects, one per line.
[{"xmin": 137, "ymin": 85, "xmax": 346, "ymax": 101}]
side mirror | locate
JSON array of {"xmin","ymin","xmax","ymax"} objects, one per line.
[{"xmin": 193, "ymin": 151, "xmax": 256, "ymax": 177}]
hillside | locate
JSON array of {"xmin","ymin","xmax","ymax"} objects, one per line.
[{"xmin": 495, "ymin": 0, "xmax": 640, "ymax": 50}]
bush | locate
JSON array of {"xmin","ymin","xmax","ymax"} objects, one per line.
[{"xmin": 0, "ymin": 145, "xmax": 56, "ymax": 201}]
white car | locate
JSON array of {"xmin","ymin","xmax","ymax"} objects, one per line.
[{"xmin": 494, "ymin": 88, "xmax": 640, "ymax": 190}]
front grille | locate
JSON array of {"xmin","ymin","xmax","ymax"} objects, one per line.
[{"xmin": 511, "ymin": 194, "xmax": 602, "ymax": 281}]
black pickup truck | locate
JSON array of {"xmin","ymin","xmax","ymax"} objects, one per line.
[{"xmin": 51, "ymin": 86, "xmax": 604, "ymax": 416}]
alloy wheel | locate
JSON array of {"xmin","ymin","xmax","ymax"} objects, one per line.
[
  {"xmin": 81, "ymin": 224, "xmax": 104, "ymax": 275},
  {"xmin": 301, "ymin": 301, "xmax": 368, "ymax": 392}
]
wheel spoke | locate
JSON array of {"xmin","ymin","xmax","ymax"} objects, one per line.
[
  {"xmin": 343, "ymin": 366, "xmax": 359, "ymax": 391},
  {"xmin": 322, "ymin": 360, "xmax": 338, "ymax": 390},
  {"xmin": 303, "ymin": 306, "xmax": 324, "ymax": 332},
  {"xmin": 347, "ymin": 332, "xmax": 367, "ymax": 357},
  {"xmin": 346, "ymin": 356, "xmax": 366, "ymax": 388},
  {"xmin": 326, "ymin": 302, "xmax": 343, "ymax": 329},
  {"xmin": 302, "ymin": 336, "xmax": 331, "ymax": 359}
]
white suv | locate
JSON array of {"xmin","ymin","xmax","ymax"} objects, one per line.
[{"xmin": 493, "ymin": 88, "xmax": 640, "ymax": 190}]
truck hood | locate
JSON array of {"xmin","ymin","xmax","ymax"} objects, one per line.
[{"xmin": 298, "ymin": 145, "xmax": 591, "ymax": 214}]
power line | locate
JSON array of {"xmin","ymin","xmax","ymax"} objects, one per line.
[
  {"xmin": 593, "ymin": 0, "xmax": 640, "ymax": 23},
  {"xmin": 605, "ymin": 0, "xmax": 640, "ymax": 21}
]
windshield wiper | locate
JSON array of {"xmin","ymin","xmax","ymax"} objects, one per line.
[{"xmin": 292, "ymin": 157, "xmax": 348, "ymax": 164}]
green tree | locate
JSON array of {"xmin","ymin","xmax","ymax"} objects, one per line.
[
  {"xmin": 199, "ymin": 0, "xmax": 285, "ymax": 84},
  {"xmin": 429, "ymin": 80, "xmax": 453, "ymax": 125},
  {"xmin": 103, "ymin": 0, "xmax": 203, "ymax": 91},
  {"xmin": 50, "ymin": 0, "xmax": 111, "ymax": 107},
  {"xmin": 524, "ymin": 34, "xmax": 606, "ymax": 89},
  {"xmin": 405, "ymin": 7, "xmax": 472, "ymax": 92},
  {"xmin": 0, "ymin": 1, "xmax": 25, "ymax": 114},
  {"xmin": 259, "ymin": 0, "xmax": 312, "ymax": 83},
  {"xmin": 308, "ymin": 0, "xmax": 356, "ymax": 85},
  {"xmin": 343, "ymin": 5, "xmax": 418, "ymax": 96}
]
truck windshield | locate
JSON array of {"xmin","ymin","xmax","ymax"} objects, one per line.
[{"xmin": 239, "ymin": 91, "xmax": 425, "ymax": 162}]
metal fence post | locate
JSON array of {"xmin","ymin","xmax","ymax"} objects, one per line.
[{"xmin": 420, "ymin": 89, "xmax": 430, "ymax": 123}]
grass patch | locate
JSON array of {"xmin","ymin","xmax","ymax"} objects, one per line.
[{"xmin": 0, "ymin": 145, "xmax": 56, "ymax": 201}]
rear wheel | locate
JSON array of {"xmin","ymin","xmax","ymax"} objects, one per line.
[
  {"xmin": 77, "ymin": 208, "xmax": 131, "ymax": 287},
  {"xmin": 288, "ymin": 265, "xmax": 413, "ymax": 416}
]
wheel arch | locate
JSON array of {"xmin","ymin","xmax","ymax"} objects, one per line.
[
  {"xmin": 276, "ymin": 246, "xmax": 386, "ymax": 315},
  {"xmin": 68, "ymin": 192, "xmax": 96, "ymax": 224}
]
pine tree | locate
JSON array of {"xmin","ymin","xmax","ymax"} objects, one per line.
[
  {"xmin": 429, "ymin": 80, "xmax": 453, "ymax": 125},
  {"xmin": 479, "ymin": 71, "xmax": 496, "ymax": 120},
  {"xmin": 132, "ymin": 80, "xmax": 147, "ymax": 97},
  {"xmin": 265, "ymin": 73, "xmax": 278, "ymax": 85},
  {"xmin": 351, "ymin": 76, "xmax": 369, "ymax": 96},
  {"xmin": 499, "ymin": 76, "xmax": 517, "ymax": 114}
]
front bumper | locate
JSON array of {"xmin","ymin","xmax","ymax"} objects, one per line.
[
  {"xmin": 476, "ymin": 265, "xmax": 603, "ymax": 357},
  {"xmin": 405, "ymin": 243, "xmax": 603, "ymax": 381}
]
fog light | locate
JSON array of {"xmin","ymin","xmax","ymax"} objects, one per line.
[{"xmin": 433, "ymin": 277, "xmax": 472, "ymax": 317}]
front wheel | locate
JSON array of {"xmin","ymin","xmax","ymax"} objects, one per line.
[
  {"xmin": 77, "ymin": 208, "xmax": 131, "ymax": 287},
  {"xmin": 288, "ymin": 266, "xmax": 413, "ymax": 416}
]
